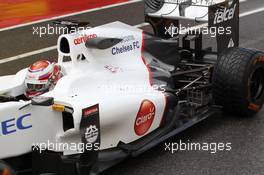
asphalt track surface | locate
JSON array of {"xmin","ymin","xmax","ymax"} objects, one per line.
[
  {"xmin": 0, "ymin": 0, "xmax": 128, "ymax": 28},
  {"xmin": 1, "ymin": 0, "xmax": 264, "ymax": 174}
]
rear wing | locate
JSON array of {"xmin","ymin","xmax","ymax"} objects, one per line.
[{"xmin": 145, "ymin": 0, "xmax": 239, "ymax": 54}]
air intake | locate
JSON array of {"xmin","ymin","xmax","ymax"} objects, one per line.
[{"xmin": 59, "ymin": 37, "xmax": 70, "ymax": 54}]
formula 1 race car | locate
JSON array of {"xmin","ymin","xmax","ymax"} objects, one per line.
[{"xmin": 1, "ymin": 0, "xmax": 264, "ymax": 174}]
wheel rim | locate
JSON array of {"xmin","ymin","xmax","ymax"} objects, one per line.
[
  {"xmin": 250, "ymin": 67, "xmax": 264, "ymax": 101},
  {"xmin": 2, "ymin": 168, "xmax": 10, "ymax": 175}
]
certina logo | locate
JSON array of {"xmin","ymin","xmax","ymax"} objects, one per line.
[
  {"xmin": 134, "ymin": 100, "xmax": 155, "ymax": 136},
  {"xmin": 0, "ymin": 114, "xmax": 32, "ymax": 136},
  {"xmin": 85, "ymin": 125, "xmax": 99, "ymax": 143},
  {"xmin": 214, "ymin": 4, "xmax": 237, "ymax": 24},
  {"xmin": 112, "ymin": 41, "xmax": 140, "ymax": 55},
  {"xmin": 74, "ymin": 34, "xmax": 97, "ymax": 45}
]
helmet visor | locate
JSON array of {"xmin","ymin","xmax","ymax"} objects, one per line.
[{"xmin": 26, "ymin": 83, "xmax": 49, "ymax": 92}]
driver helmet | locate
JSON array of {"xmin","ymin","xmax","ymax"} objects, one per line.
[{"xmin": 24, "ymin": 60, "xmax": 61, "ymax": 98}]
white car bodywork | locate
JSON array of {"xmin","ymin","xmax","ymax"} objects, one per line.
[{"xmin": 0, "ymin": 22, "xmax": 166, "ymax": 159}]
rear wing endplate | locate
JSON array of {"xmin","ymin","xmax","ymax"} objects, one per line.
[{"xmin": 145, "ymin": 0, "xmax": 239, "ymax": 53}]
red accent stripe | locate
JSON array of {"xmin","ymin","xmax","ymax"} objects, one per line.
[
  {"xmin": 0, "ymin": 0, "xmax": 128, "ymax": 29},
  {"xmin": 159, "ymin": 94, "xmax": 168, "ymax": 127},
  {"xmin": 39, "ymin": 72, "xmax": 52, "ymax": 80},
  {"xmin": 140, "ymin": 32, "xmax": 167, "ymax": 127},
  {"xmin": 141, "ymin": 32, "xmax": 153, "ymax": 86}
]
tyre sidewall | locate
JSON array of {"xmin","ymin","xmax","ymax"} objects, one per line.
[{"xmin": 244, "ymin": 52, "xmax": 264, "ymax": 113}]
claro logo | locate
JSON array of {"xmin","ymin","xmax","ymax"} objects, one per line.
[
  {"xmin": 0, "ymin": 114, "xmax": 32, "ymax": 136},
  {"xmin": 214, "ymin": 4, "xmax": 237, "ymax": 24},
  {"xmin": 134, "ymin": 100, "xmax": 155, "ymax": 136},
  {"xmin": 74, "ymin": 34, "xmax": 97, "ymax": 45}
]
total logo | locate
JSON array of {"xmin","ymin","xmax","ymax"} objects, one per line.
[
  {"xmin": 85, "ymin": 125, "xmax": 99, "ymax": 143},
  {"xmin": 213, "ymin": 4, "xmax": 237, "ymax": 24},
  {"xmin": 0, "ymin": 114, "xmax": 32, "ymax": 136},
  {"xmin": 134, "ymin": 100, "xmax": 156, "ymax": 136},
  {"xmin": 74, "ymin": 34, "xmax": 97, "ymax": 45}
]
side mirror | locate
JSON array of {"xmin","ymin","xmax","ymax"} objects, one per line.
[
  {"xmin": 31, "ymin": 97, "xmax": 54, "ymax": 106},
  {"xmin": 0, "ymin": 95, "xmax": 17, "ymax": 102},
  {"xmin": 85, "ymin": 37, "xmax": 123, "ymax": 50}
]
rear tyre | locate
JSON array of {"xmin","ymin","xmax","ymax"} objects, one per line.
[{"xmin": 212, "ymin": 47, "xmax": 264, "ymax": 116}]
